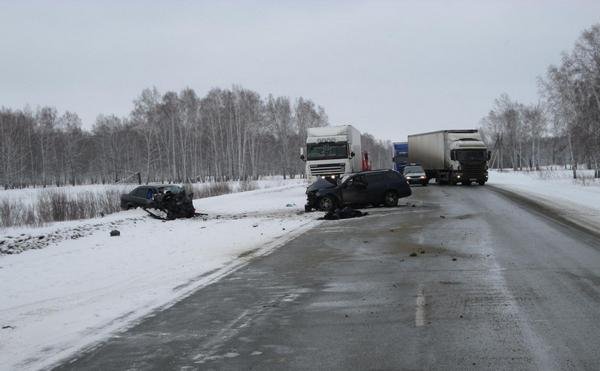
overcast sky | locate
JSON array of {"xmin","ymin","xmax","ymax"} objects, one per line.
[{"xmin": 1, "ymin": 0, "xmax": 599, "ymax": 141}]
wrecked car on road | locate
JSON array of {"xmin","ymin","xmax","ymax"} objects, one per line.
[{"xmin": 305, "ymin": 169, "xmax": 412, "ymax": 212}]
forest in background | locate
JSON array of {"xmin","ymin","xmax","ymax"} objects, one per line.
[
  {"xmin": 481, "ymin": 24, "xmax": 600, "ymax": 178},
  {"xmin": 0, "ymin": 86, "xmax": 393, "ymax": 188}
]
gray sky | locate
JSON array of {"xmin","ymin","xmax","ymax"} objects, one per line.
[{"xmin": 1, "ymin": 0, "xmax": 599, "ymax": 141}]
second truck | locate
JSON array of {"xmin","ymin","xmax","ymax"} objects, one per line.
[{"xmin": 408, "ymin": 129, "xmax": 490, "ymax": 185}]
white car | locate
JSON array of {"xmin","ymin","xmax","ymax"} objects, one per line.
[{"xmin": 402, "ymin": 165, "xmax": 428, "ymax": 186}]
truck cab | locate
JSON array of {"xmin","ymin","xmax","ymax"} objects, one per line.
[
  {"xmin": 447, "ymin": 131, "xmax": 490, "ymax": 185},
  {"xmin": 301, "ymin": 125, "xmax": 362, "ymax": 180}
]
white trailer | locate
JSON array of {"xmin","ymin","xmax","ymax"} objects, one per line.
[
  {"xmin": 301, "ymin": 125, "xmax": 362, "ymax": 179},
  {"xmin": 408, "ymin": 129, "xmax": 490, "ymax": 185}
]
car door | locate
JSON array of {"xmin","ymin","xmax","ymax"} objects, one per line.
[
  {"xmin": 364, "ymin": 173, "xmax": 386, "ymax": 204},
  {"xmin": 342, "ymin": 174, "xmax": 369, "ymax": 206},
  {"xmin": 132, "ymin": 187, "xmax": 148, "ymax": 206}
]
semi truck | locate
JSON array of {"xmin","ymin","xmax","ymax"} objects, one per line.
[
  {"xmin": 300, "ymin": 125, "xmax": 362, "ymax": 179},
  {"xmin": 392, "ymin": 142, "xmax": 409, "ymax": 172},
  {"xmin": 407, "ymin": 129, "xmax": 490, "ymax": 185}
]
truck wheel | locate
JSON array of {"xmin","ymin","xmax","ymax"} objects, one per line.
[
  {"xmin": 478, "ymin": 180, "xmax": 486, "ymax": 186},
  {"xmin": 384, "ymin": 191, "xmax": 399, "ymax": 207},
  {"xmin": 318, "ymin": 196, "xmax": 336, "ymax": 212}
]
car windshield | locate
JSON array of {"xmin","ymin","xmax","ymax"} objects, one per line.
[
  {"xmin": 403, "ymin": 166, "xmax": 424, "ymax": 174},
  {"xmin": 341, "ymin": 174, "xmax": 353, "ymax": 184},
  {"xmin": 306, "ymin": 142, "xmax": 348, "ymax": 160}
]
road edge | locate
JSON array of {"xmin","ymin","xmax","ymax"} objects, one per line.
[{"xmin": 487, "ymin": 184, "xmax": 600, "ymax": 242}]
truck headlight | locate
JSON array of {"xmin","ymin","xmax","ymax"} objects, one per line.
[{"xmin": 457, "ymin": 175, "xmax": 461, "ymax": 178}]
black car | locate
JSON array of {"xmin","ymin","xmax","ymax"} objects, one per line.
[
  {"xmin": 305, "ymin": 169, "xmax": 412, "ymax": 212},
  {"xmin": 121, "ymin": 184, "xmax": 195, "ymax": 219},
  {"xmin": 121, "ymin": 185, "xmax": 178, "ymax": 210}
]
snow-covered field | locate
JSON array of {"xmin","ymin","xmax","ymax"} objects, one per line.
[
  {"xmin": 0, "ymin": 177, "xmax": 306, "ymax": 229},
  {"xmin": 0, "ymin": 181, "xmax": 317, "ymax": 371},
  {"xmin": 489, "ymin": 169, "xmax": 600, "ymax": 229}
]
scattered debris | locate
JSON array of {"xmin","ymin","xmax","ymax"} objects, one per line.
[
  {"xmin": 320, "ymin": 207, "xmax": 368, "ymax": 220},
  {"xmin": 409, "ymin": 252, "xmax": 418, "ymax": 257},
  {"xmin": 285, "ymin": 203, "xmax": 296, "ymax": 207},
  {"xmin": 110, "ymin": 230, "xmax": 120, "ymax": 237},
  {"xmin": 440, "ymin": 215, "xmax": 446, "ymax": 219},
  {"xmin": 452, "ymin": 257, "xmax": 457, "ymax": 261},
  {"xmin": 2, "ymin": 325, "xmax": 15, "ymax": 330}
]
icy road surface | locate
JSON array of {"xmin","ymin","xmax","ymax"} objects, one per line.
[
  {"xmin": 56, "ymin": 184, "xmax": 600, "ymax": 370},
  {"xmin": 0, "ymin": 183, "xmax": 317, "ymax": 371}
]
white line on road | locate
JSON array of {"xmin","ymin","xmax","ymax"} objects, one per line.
[{"xmin": 415, "ymin": 284, "xmax": 426, "ymax": 327}]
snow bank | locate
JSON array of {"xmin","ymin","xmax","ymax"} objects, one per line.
[
  {"xmin": 0, "ymin": 182, "xmax": 318, "ymax": 371},
  {"xmin": 489, "ymin": 169, "xmax": 600, "ymax": 228}
]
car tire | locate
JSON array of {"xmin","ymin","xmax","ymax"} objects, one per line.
[
  {"xmin": 318, "ymin": 196, "xmax": 336, "ymax": 212},
  {"xmin": 384, "ymin": 191, "xmax": 399, "ymax": 207},
  {"xmin": 478, "ymin": 180, "xmax": 486, "ymax": 186}
]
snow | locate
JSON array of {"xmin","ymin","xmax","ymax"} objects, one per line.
[
  {"xmin": 0, "ymin": 182, "xmax": 318, "ymax": 371},
  {"xmin": 489, "ymin": 169, "xmax": 600, "ymax": 228}
]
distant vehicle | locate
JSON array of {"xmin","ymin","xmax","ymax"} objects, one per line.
[
  {"xmin": 393, "ymin": 142, "xmax": 409, "ymax": 172},
  {"xmin": 120, "ymin": 185, "xmax": 195, "ymax": 219},
  {"xmin": 300, "ymin": 125, "xmax": 362, "ymax": 179},
  {"xmin": 408, "ymin": 129, "xmax": 490, "ymax": 185},
  {"xmin": 305, "ymin": 169, "xmax": 412, "ymax": 212},
  {"xmin": 401, "ymin": 164, "xmax": 428, "ymax": 186}
]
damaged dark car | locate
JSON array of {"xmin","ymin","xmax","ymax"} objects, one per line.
[
  {"xmin": 120, "ymin": 185, "xmax": 196, "ymax": 220},
  {"xmin": 305, "ymin": 169, "xmax": 412, "ymax": 212}
]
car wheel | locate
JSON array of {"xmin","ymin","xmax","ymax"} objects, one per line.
[
  {"xmin": 384, "ymin": 191, "xmax": 399, "ymax": 207},
  {"xmin": 478, "ymin": 180, "xmax": 486, "ymax": 186},
  {"xmin": 422, "ymin": 181, "xmax": 428, "ymax": 186},
  {"xmin": 318, "ymin": 196, "xmax": 336, "ymax": 212}
]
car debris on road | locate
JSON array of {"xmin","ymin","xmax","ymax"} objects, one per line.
[{"xmin": 320, "ymin": 207, "xmax": 368, "ymax": 220}]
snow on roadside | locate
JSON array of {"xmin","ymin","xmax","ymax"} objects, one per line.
[
  {"xmin": 0, "ymin": 183, "xmax": 318, "ymax": 371},
  {"xmin": 488, "ymin": 169, "xmax": 600, "ymax": 228}
]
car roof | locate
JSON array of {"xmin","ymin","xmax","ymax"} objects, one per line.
[{"xmin": 354, "ymin": 169, "xmax": 394, "ymax": 175}]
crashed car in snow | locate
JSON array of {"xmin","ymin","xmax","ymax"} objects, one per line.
[
  {"xmin": 120, "ymin": 185, "xmax": 196, "ymax": 220},
  {"xmin": 305, "ymin": 169, "xmax": 412, "ymax": 212}
]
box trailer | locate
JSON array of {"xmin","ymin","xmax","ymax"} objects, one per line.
[{"xmin": 408, "ymin": 130, "xmax": 490, "ymax": 185}]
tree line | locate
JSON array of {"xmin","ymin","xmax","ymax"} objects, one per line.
[
  {"xmin": 481, "ymin": 23, "xmax": 600, "ymax": 178},
  {"xmin": 1, "ymin": 86, "xmax": 392, "ymax": 188}
]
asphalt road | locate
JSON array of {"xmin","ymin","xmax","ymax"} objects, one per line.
[{"xmin": 55, "ymin": 185, "xmax": 600, "ymax": 370}]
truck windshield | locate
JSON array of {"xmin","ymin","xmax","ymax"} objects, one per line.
[
  {"xmin": 455, "ymin": 149, "xmax": 487, "ymax": 162},
  {"xmin": 306, "ymin": 142, "xmax": 348, "ymax": 160}
]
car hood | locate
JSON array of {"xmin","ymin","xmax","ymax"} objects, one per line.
[
  {"xmin": 306, "ymin": 178, "xmax": 338, "ymax": 193},
  {"xmin": 405, "ymin": 172, "xmax": 426, "ymax": 177}
]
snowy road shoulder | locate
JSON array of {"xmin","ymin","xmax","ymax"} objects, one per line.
[
  {"xmin": 0, "ymin": 183, "xmax": 319, "ymax": 371},
  {"xmin": 488, "ymin": 170, "xmax": 600, "ymax": 234}
]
